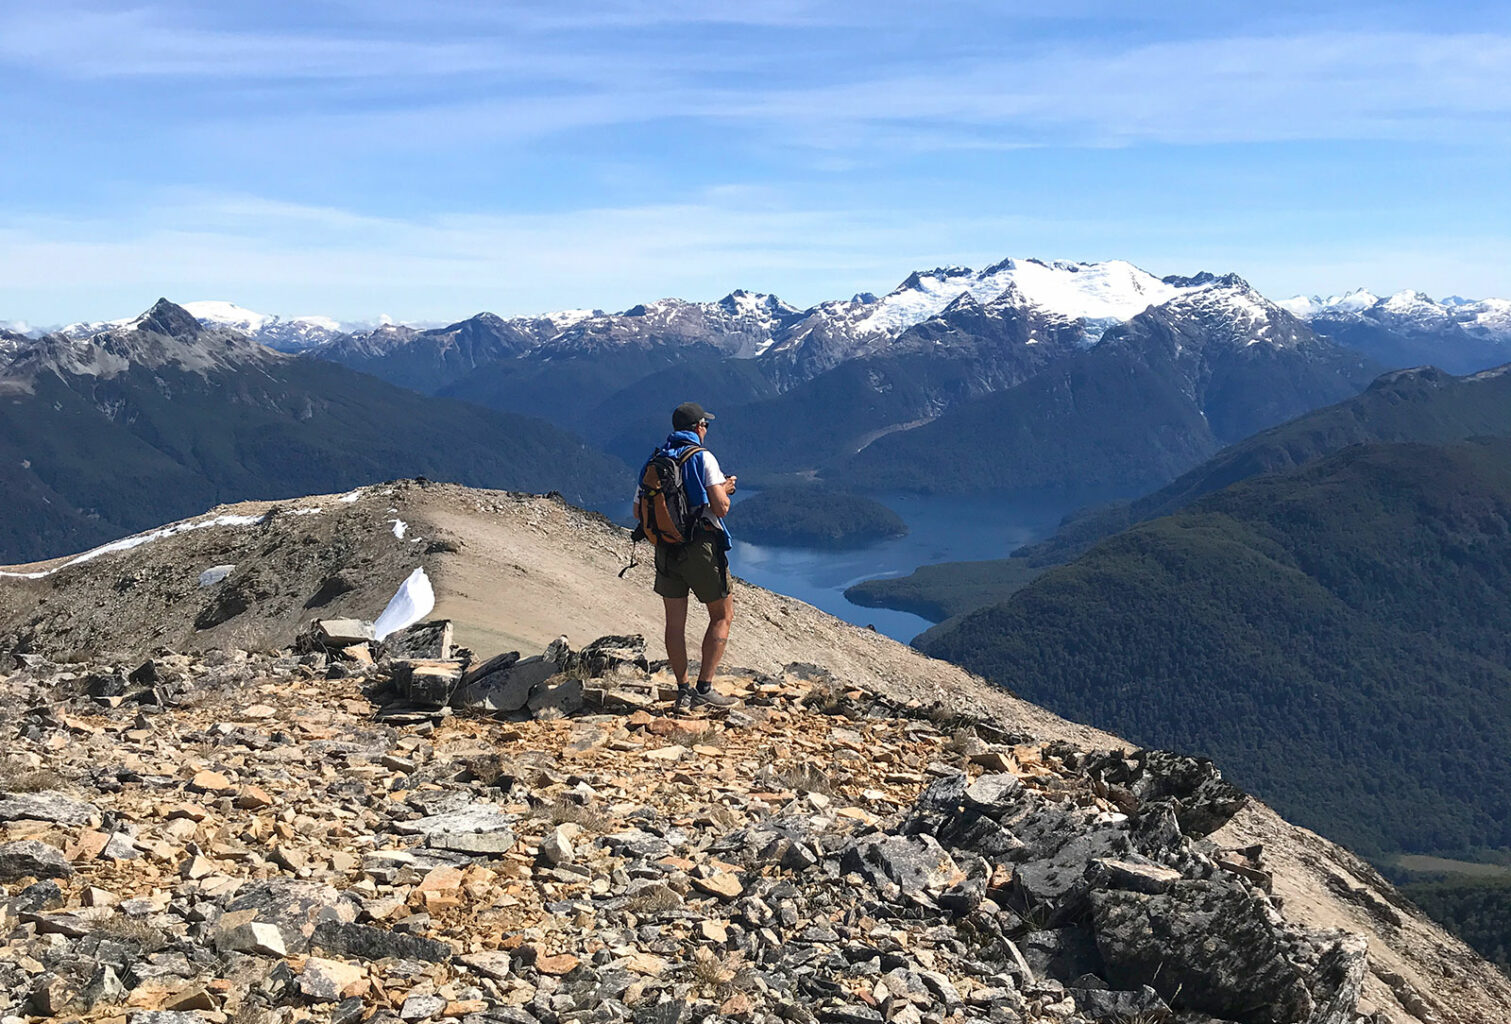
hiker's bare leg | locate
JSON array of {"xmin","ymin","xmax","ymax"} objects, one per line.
[
  {"xmin": 663, "ymin": 597, "xmax": 690, "ymax": 686},
  {"xmin": 698, "ymin": 595, "xmax": 733, "ymax": 684}
]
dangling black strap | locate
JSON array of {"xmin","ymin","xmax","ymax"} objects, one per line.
[{"xmin": 613, "ymin": 537, "xmax": 637, "ymax": 576}]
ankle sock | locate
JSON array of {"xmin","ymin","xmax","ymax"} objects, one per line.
[{"xmin": 695, "ymin": 680, "xmax": 712, "ymax": 693}]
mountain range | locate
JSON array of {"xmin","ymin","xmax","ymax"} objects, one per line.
[
  {"xmin": 0, "ymin": 299, "xmax": 625, "ymax": 565},
  {"xmin": 8, "ymin": 256, "xmax": 1511, "ymax": 564},
  {"xmin": 1280, "ymin": 289, "xmax": 1511, "ymax": 374}
]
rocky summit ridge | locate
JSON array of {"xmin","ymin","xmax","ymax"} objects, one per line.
[{"xmin": 0, "ymin": 483, "xmax": 1508, "ymax": 1024}]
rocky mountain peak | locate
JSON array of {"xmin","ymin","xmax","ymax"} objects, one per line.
[{"xmin": 133, "ymin": 297, "xmax": 205, "ymax": 339}]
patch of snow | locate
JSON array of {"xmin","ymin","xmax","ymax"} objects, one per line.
[
  {"xmin": 289, "ymin": 507, "xmax": 324, "ymax": 516},
  {"xmin": 542, "ymin": 308, "xmax": 595, "ymax": 328},
  {"xmin": 1323, "ymin": 288, "xmax": 1379, "ymax": 314},
  {"xmin": 852, "ymin": 258, "xmax": 1196, "ymax": 338},
  {"xmin": 182, "ymin": 301, "xmax": 275, "ymax": 332},
  {"xmin": 0, "ymin": 513, "xmax": 266, "ymax": 580},
  {"xmin": 373, "ymin": 567, "xmax": 435, "ymax": 641},
  {"xmin": 199, "ymin": 565, "xmax": 236, "ymax": 587},
  {"xmin": 338, "ymin": 489, "xmax": 364, "ymax": 503},
  {"xmin": 390, "ymin": 519, "xmax": 407, "ymax": 539},
  {"xmin": 1277, "ymin": 296, "xmax": 1322, "ymax": 318}
]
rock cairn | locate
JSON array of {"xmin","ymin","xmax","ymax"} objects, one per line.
[{"xmin": 0, "ymin": 625, "xmax": 1373, "ymax": 1024}]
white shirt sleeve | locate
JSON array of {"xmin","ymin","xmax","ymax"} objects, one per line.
[{"xmin": 697, "ymin": 450, "xmax": 726, "ymax": 488}]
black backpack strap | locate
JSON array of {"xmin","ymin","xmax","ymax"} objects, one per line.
[{"xmin": 675, "ymin": 446, "xmax": 706, "ymax": 465}]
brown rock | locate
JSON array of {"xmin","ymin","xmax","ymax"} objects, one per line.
[
  {"xmin": 536, "ymin": 954, "xmax": 581, "ymax": 976},
  {"xmin": 165, "ymin": 987, "xmax": 217, "ymax": 1011},
  {"xmin": 299, "ymin": 957, "xmax": 367, "ymax": 1001},
  {"xmin": 181, "ymin": 855, "xmax": 216, "ymax": 880},
  {"xmin": 623, "ymin": 952, "xmax": 667, "ymax": 976},
  {"xmin": 235, "ymin": 786, "xmax": 274, "ymax": 810},
  {"xmin": 692, "ymin": 872, "xmax": 743, "ymax": 900},
  {"xmin": 417, "ymin": 865, "xmax": 464, "ymax": 892},
  {"xmin": 721, "ymin": 992, "xmax": 753, "ymax": 1017},
  {"xmin": 189, "ymin": 770, "xmax": 233, "ymax": 793},
  {"xmin": 165, "ymin": 804, "xmax": 209, "ymax": 822},
  {"xmin": 66, "ymin": 830, "xmax": 111, "ymax": 862}
]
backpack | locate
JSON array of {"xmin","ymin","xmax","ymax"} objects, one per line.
[{"xmin": 634, "ymin": 445, "xmax": 707, "ymax": 546}]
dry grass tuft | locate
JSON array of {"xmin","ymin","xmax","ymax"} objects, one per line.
[
  {"xmin": 627, "ymin": 884, "xmax": 683, "ymax": 915},
  {"xmin": 532, "ymin": 796, "xmax": 611, "ymax": 834},
  {"xmin": 773, "ymin": 763, "xmax": 835, "ymax": 796},
  {"xmin": 0, "ymin": 761, "xmax": 67, "ymax": 793},
  {"xmin": 91, "ymin": 916, "xmax": 169, "ymax": 953}
]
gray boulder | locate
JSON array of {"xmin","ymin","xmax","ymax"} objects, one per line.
[
  {"xmin": 0, "ymin": 840, "xmax": 73, "ymax": 881},
  {"xmin": 452, "ymin": 654, "xmax": 558, "ymax": 713},
  {"xmin": 1090, "ymin": 880, "xmax": 1365, "ymax": 1024},
  {"xmin": 0, "ymin": 791, "xmax": 100, "ymax": 826},
  {"xmin": 224, "ymin": 879, "xmax": 353, "ymax": 954},
  {"xmin": 842, "ymin": 833, "xmax": 962, "ymax": 894}
]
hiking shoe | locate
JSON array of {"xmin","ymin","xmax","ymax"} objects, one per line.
[
  {"xmin": 674, "ymin": 685, "xmax": 695, "ymax": 714},
  {"xmin": 689, "ymin": 684, "xmax": 738, "ymax": 708}
]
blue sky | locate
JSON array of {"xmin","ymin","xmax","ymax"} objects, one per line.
[{"xmin": 2, "ymin": 0, "xmax": 1509, "ymax": 324}]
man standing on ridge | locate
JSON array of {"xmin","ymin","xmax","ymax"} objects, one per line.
[{"xmin": 634, "ymin": 402, "xmax": 739, "ymax": 713}]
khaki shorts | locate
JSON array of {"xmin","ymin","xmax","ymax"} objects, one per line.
[{"xmin": 653, "ymin": 538, "xmax": 731, "ymax": 604}]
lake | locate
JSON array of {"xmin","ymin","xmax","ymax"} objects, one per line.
[{"xmin": 726, "ymin": 492, "xmax": 1071, "ymax": 644}]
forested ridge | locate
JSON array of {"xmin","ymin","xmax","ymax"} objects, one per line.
[
  {"xmin": 727, "ymin": 486, "xmax": 906, "ymax": 548},
  {"xmin": 920, "ymin": 437, "xmax": 1511, "ymax": 861}
]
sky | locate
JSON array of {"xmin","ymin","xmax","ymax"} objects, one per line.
[{"xmin": 2, "ymin": 0, "xmax": 1509, "ymax": 325}]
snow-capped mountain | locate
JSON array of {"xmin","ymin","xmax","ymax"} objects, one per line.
[
  {"xmin": 764, "ymin": 258, "xmax": 1200, "ymax": 374},
  {"xmin": 180, "ymin": 301, "xmax": 352, "ymax": 353},
  {"xmin": 0, "ymin": 319, "xmax": 48, "ymax": 339},
  {"xmin": 1280, "ymin": 288, "xmax": 1511, "ymax": 375},
  {"xmin": 60, "ymin": 301, "xmax": 363, "ymax": 353},
  {"xmin": 1282, "ymin": 289, "xmax": 1511, "ymax": 337},
  {"xmin": 549, "ymin": 291, "xmax": 802, "ymax": 358},
  {"xmin": 1132, "ymin": 274, "xmax": 1310, "ymax": 354},
  {"xmin": 8, "ymin": 299, "xmax": 281, "ymax": 388},
  {"xmin": 321, "ymin": 291, "xmax": 803, "ymax": 395},
  {"xmin": 0, "ymin": 328, "xmax": 26, "ymax": 368}
]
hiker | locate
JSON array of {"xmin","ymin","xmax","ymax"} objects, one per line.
[{"xmin": 633, "ymin": 402, "xmax": 740, "ymax": 712}]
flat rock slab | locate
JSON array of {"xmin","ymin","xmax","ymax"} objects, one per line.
[
  {"xmin": 393, "ymin": 804, "xmax": 513, "ymax": 837},
  {"xmin": 842, "ymin": 833, "xmax": 963, "ymax": 893},
  {"xmin": 0, "ymin": 791, "xmax": 101, "ymax": 826},
  {"xmin": 312, "ymin": 921, "xmax": 452, "ymax": 963},
  {"xmin": 300, "ymin": 956, "xmax": 367, "ymax": 1001},
  {"xmin": 427, "ymin": 830, "xmax": 517, "ymax": 855}
]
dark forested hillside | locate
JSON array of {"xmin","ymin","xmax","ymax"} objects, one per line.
[
  {"xmin": 1400, "ymin": 879, "xmax": 1511, "ymax": 971},
  {"xmin": 726, "ymin": 486, "xmax": 906, "ymax": 548},
  {"xmin": 1016, "ymin": 363, "xmax": 1511, "ymax": 567},
  {"xmin": 919, "ymin": 437, "xmax": 1511, "ymax": 861},
  {"xmin": 0, "ymin": 336, "xmax": 627, "ymax": 565}
]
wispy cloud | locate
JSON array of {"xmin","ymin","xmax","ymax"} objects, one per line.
[
  {"xmin": 4, "ymin": 187, "xmax": 1507, "ymax": 325},
  {"xmin": 5, "ymin": 4, "xmax": 1508, "ymax": 148},
  {"xmin": 0, "ymin": 189, "xmax": 1057, "ymax": 321}
]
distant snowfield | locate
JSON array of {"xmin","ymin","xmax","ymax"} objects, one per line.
[{"xmin": 854, "ymin": 258, "xmax": 1191, "ymax": 336}]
